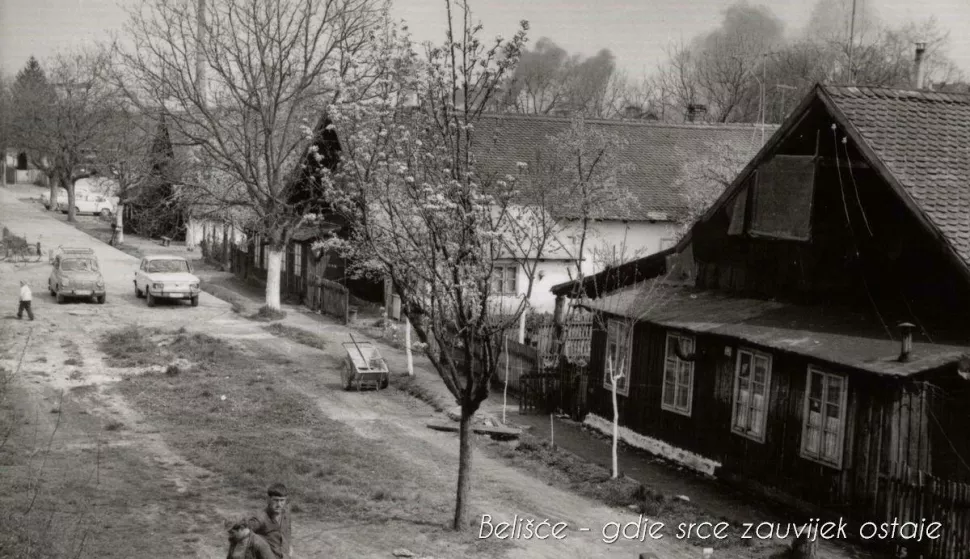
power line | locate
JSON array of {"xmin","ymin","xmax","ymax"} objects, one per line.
[{"xmin": 832, "ymin": 126, "xmax": 894, "ymax": 342}]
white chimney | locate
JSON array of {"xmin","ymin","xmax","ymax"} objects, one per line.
[{"xmin": 914, "ymin": 42, "xmax": 927, "ymax": 90}]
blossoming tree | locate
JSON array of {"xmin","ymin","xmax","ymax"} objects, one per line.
[{"xmin": 321, "ymin": 2, "xmax": 561, "ymax": 530}]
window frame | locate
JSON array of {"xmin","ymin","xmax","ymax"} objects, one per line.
[
  {"xmin": 661, "ymin": 332, "xmax": 695, "ymax": 416},
  {"xmin": 293, "ymin": 244, "xmax": 303, "ymax": 277},
  {"xmin": 731, "ymin": 348, "xmax": 772, "ymax": 443},
  {"xmin": 603, "ymin": 319, "xmax": 631, "ymax": 397},
  {"xmin": 800, "ymin": 366, "xmax": 849, "ymax": 469},
  {"xmin": 491, "ymin": 264, "xmax": 517, "ymax": 295}
]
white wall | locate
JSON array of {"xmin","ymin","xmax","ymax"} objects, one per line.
[
  {"xmin": 490, "ymin": 218, "xmax": 677, "ymax": 314},
  {"xmin": 186, "ymin": 217, "xmax": 246, "ymax": 249}
]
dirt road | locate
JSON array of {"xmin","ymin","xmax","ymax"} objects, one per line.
[{"xmin": 0, "ymin": 185, "xmax": 751, "ymax": 558}]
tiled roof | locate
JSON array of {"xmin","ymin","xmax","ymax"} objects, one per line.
[
  {"xmin": 581, "ymin": 285, "xmax": 968, "ymax": 376},
  {"xmin": 823, "ymin": 85, "xmax": 970, "ymax": 265},
  {"xmin": 470, "ymin": 114, "xmax": 773, "ymax": 221}
]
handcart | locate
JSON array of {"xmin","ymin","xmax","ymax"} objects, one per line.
[{"xmin": 341, "ymin": 335, "xmax": 389, "ymax": 391}]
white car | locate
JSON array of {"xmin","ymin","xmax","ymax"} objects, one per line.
[
  {"xmin": 57, "ymin": 192, "xmax": 115, "ymax": 217},
  {"xmin": 133, "ymin": 255, "xmax": 201, "ymax": 307}
]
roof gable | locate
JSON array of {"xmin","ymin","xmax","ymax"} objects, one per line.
[
  {"xmin": 819, "ymin": 85, "xmax": 970, "ymax": 269},
  {"xmin": 470, "ymin": 113, "xmax": 774, "ymax": 221}
]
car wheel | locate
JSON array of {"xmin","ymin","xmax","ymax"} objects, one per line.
[
  {"xmin": 56, "ymin": 291, "xmax": 64, "ymax": 304},
  {"xmin": 100, "ymin": 208, "xmax": 111, "ymax": 218},
  {"xmin": 191, "ymin": 295, "xmax": 199, "ymax": 307},
  {"xmin": 146, "ymin": 290, "xmax": 156, "ymax": 307},
  {"xmin": 97, "ymin": 295, "xmax": 106, "ymax": 305},
  {"xmin": 134, "ymin": 283, "xmax": 143, "ymax": 298},
  {"xmin": 380, "ymin": 377, "xmax": 389, "ymax": 390}
]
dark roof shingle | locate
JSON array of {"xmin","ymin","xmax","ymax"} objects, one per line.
[
  {"xmin": 470, "ymin": 114, "xmax": 773, "ymax": 221},
  {"xmin": 823, "ymin": 85, "xmax": 970, "ymax": 265}
]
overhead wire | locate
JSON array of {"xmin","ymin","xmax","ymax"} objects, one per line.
[
  {"xmin": 831, "ymin": 126, "xmax": 895, "ymax": 342},
  {"xmin": 840, "ymin": 138, "xmax": 935, "ymax": 344}
]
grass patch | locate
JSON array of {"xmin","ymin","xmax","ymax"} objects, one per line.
[
  {"xmin": 107, "ymin": 326, "xmax": 496, "ymax": 555},
  {"xmin": 249, "ymin": 306, "xmax": 286, "ymax": 322},
  {"xmin": 261, "ymin": 324, "xmax": 326, "ymax": 351},
  {"xmin": 390, "ymin": 375, "xmax": 449, "ymax": 412},
  {"xmin": 104, "ymin": 420, "xmax": 125, "ymax": 432},
  {"xmin": 480, "ymin": 434, "xmax": 780, "ymax": 554},
  {"xmin": 98, "ymin": 328, "xmax": 170, "ymax": 368}
]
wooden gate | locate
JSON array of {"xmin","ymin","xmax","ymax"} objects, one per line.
[{"xmin": 519, "ymin": 372, "xmax": 561, "ymax": 415}]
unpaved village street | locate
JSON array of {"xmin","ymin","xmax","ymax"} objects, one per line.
[{"xmin": 0, "ymin": 186, "xmax": 764, "ymax": 559}]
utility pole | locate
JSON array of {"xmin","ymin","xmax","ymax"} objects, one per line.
[
  {"xmin": 847, "ymin": 0, "xmax": 857, "ymax": 81},
  {"xmin": 761, "ymin": 53, "xmax": 767, "ymax": 145}
]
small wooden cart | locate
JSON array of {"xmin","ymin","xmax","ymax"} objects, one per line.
[{"xmin": 341, "ymin": 338, "xmax": 389, "ymax": 391}]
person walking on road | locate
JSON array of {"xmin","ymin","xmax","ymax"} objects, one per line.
[
  {"xmin": 248, "ymin": 483, "xmax": 293, "ymax": 559},
  {"xmin": 17, "ymin": 280, "xmax": 34, "ymax": 320}
]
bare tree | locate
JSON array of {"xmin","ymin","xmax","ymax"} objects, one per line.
[
  {"xmin": 116, "ymin": 0, "xmax": 390, "ymax": 311},
  {"xmin": 670, "ymin": 138, "xmax": 755, "ymax": 241},
  {"xmin": 96, "ymin": 106, "xmax": 160, "ymax": 245},
  {"xmin": 496, "ymin": 37, "xmax": 623, "ymax": 117},
  {"xmin": 650, "ymin": 0, "xmax": 964, "ymax": 125},
  {"xmin": 322, "ymin": 1, "xmax": 549, "ymax": 530}
]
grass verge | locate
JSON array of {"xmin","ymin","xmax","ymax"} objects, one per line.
[
  {"xmin": 479, "ymin": 433, "xmax": 782, "ymax": 554},
  {"xmin": 261, "ymin": 323, "xmax": 327, "ymax": 351},
  {"xmin": 102, "ymin": 327, "xmax": 503, "ymax": 556},
  {"xmin": 249, "ymin": 305, "xmax": 286, "ymax": 322}
]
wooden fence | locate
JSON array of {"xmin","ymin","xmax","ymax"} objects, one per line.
[
  {"xmin": 492, "ymin": 340, "xmax": 539, "ymax": 395},
  {"xmin": 874, "ymin": 462, "xmax": 970, "ymax": 559},
  {"xmin": 528, "ymin": 311, "xmax": 593, "ymax": 366},
  {"xmin": 307, "ymin": 277, "xmax": 350, "ymax": 323}
]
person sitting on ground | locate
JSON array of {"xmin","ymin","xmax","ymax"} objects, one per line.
[
  {"xmin": 17, "ymin": 280, "xmax": 34, "ymax": 321},
  {"xmin": 225, "ymin": 517, "xmax": 275, "ymax": 559},
  {"xmin": 247, "ymin": 483, "xmax": 293, "ymax": 559}
]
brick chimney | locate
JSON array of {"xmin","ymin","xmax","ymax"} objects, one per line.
[
  {"xmin": 686, "ymin": 104, "xmax": 707, "ymax": 122},
  {"xmin": 913, "ymin": 42, "xmax": 927, "ymax": 89}
]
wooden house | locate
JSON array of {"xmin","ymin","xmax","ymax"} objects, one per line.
[{"xmin": 552, "ymin": 84, "xmax": 970, "ymax": 556}]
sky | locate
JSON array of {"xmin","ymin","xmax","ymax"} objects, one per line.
[{"xmin": 2, "ymin": 0, "xmax": 970, "ymax": 81}]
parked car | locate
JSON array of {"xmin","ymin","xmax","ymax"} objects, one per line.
[
  {"xmin": 57, "ymin": 192, "xmax": 115, "ymax": 217},
  {"xmin": 134, "ymin": 255, "xmax": 201, "ymax": 307},
  {"xmin": 48, "ymin": 247, "xmax": 106, "ymax": 304}
]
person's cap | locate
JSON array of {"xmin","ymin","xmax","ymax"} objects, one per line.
[
  {"xmin": 267, "ymin": 483, "xmax": 288, "ymax": 497},
  {"xmin": 224, "ymin": 517, "xmax": 249, "ymax": 530}
]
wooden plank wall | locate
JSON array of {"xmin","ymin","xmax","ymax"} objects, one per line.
[{"xmin": 587, "ymin": 316, "xmax": 970, "ymax": 559}]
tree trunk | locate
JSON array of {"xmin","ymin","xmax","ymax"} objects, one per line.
[
  {"xmin": 66, "ymin": 178, "xmax": 77, "ymax": 222},
  {"xmin": 405, "ymin": 317, "xmax": 414, "ymax": 376},
  {"xmin": 264, "ymin": 246, "xmax": 283, "ymax": 310},
  {"xmin": 611, "ymin": 376, "xmax": 620, "ymax": 479},
  {"xmin": 115, "ymin": 205, "xmax": 125, "ymax": 244},
  {"xmin": 222, "ymin": 223, "xmax": 230, "ymax": 265},
  {"xmin": 453, "ymin": 407, "xmax": 473, "ymax": 531},
  {"xmin": 48, "ymin": 179, "xmax": 58, "ymax": 212}
]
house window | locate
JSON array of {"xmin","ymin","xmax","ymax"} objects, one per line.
[
  {"xmin": 293, "ymin": 244, "xmax": 303, "ymax": 276},
  {"xmin": 491, "ymin": 265, "xmax": 517, "ymax": 295},
  {"xmin": 662, "ymin": 333, "xmax": 695, "ymax": 416},
  {"xmin": 281, "ymin": 245, "xmax": 288, "ymax": 273},
  {"xmin": 603, "ymin": 320, "xmax": 631, "ymax": 396},
  {"xmin": 732, "ymin": 349, "xmax": 772, "ymax": 442},
  {"xmin": 801, "ymin": 367, "xmax": 848, "ymax": 469}
]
